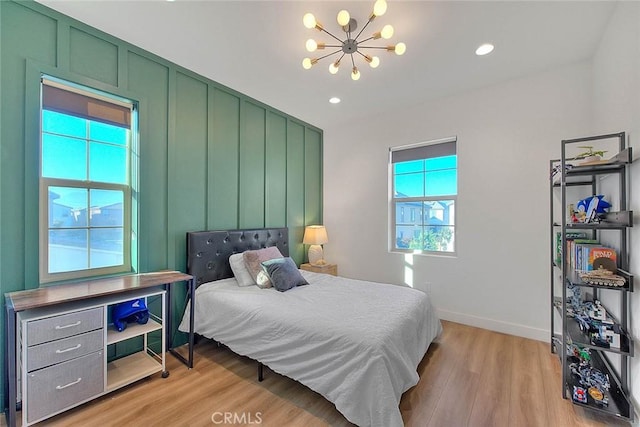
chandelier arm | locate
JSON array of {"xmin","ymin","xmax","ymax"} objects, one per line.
[
  {"xmin": 351, "ymin": 54, "xmax": 356, "ymax": 68},
  {"xmin": 357, "ymin": 46, "xmax": 390, "ymax": 50},
  {"xmin": 359, "ymin": 36, "xmax": 375, "ymax": 44},
  {"xmin": 353, "ymin": 17, "xmax": 374, "ymax": 41},
  {"xmin": 319, "ymin": 28, "xmax": 345, "ymax": 44},
  {"xmin": 316, "ymin": 49, "xmax": 343, "ymax": 62}
]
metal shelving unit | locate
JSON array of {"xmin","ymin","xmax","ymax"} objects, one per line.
[{"xmin": 549, "ymin": 131, "xmax": 634, "ymax": 421}]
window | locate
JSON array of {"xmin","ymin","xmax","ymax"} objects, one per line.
[
  {"xmin": 390, "ymin": 138, "xmax": 457, "ymax": 253},
  {"xmin": 39, "ymin": 78, "xmax": 136, "ymax": 283}
]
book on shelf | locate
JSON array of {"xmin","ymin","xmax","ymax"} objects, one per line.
[
  {"xmin": 588, "ymin": 247, "xmax": 617, "ymax": 272},
  {"xmin": 567, "ymin": 237, "xmax": 595, "ymax": 269},
  {"xmin": 574, "ymin": 241, "xmax": 599, "ymax": 271},
  {"xmin": 556, "ymin": 232, "xmax": 587, "ymax": 267},
  {"xmin": 570, "ymin": 242, "xmax": 617, "ymax": 272}
]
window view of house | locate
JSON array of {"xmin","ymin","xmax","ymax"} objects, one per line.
[
  {"xmin": 391, "ymin": 139, "xmax": 457, "ymax": 253},
  {"xmin": 40, "ymin": 80, "xmax": 134, "ymax": 282}
]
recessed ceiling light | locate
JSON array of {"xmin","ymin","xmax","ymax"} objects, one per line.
[
  {"xmin": 475, "ymin": 43, "xmax": 494, "ymax": 56},
  {"xmin": 329, "ymin": 97, "xmax": 341, "ymax": 104}
]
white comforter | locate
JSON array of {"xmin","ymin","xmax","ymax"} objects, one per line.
[{"xmin": 178, "ymin": 270, "xmax": 442, "ymax": 427}]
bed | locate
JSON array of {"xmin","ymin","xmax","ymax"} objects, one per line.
[{"xmin": 178, "ymin": 228, "xmax": 442, "ymax": 427}]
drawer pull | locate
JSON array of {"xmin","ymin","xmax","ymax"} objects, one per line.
[
  {"xmin": 55, "ymin": 343, "xmax": 82, "ymax": 354},
  {"xmin": 55, "ymin": 321, "xmax": 82, "ymax": 330},
  {"xmin": 56, "ymin": 377, "xmax": 82, "ymax": 390}
]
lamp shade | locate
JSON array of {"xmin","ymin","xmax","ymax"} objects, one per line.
[{"xmin": 303, "ymin": 225, "xmax": 328, "ymax": 245}]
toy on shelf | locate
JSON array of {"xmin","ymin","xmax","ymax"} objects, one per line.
[
  {"xmin": 572, "ymin": 146, "xmax": 608, "ymax": 165},
  {"xmin": 566, "ymin": 339, "xmax": 591, "ymax": 362},
  {"xmin": 551, "ymin": 163, "xmax": 574, "ymax": 184},
  {"xmin": 569, "ymin": 362, "xmax": 610, "ymax": 406},
  {"xmin": 571, "ymin": 195, "xmax": 611, "ymax": 224},
  {"xmin": 573, "ymin": 385, "xmax": 588, "ymax": 403},
  {"xmin": 579, "ymin": 268, "xmax": 626, "ymax": 288},
  {"xmin": 566, "ymin": 296, "xmax": 622, "ymax": 349}
]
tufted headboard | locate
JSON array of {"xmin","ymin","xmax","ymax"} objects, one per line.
[{"xmin": 186, "ymin": 228, "xmax": 289, "ymax": 287}]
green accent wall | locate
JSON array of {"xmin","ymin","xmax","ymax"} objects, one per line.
[{"xmin": 0, "ymin": 0, "xmax": 323, "ymax": 407}]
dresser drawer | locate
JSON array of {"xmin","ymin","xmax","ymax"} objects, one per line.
[
  {"xmin": 26, "ymin": 350, "xmax": 104, "ymax": 424},
  {"xmin": 27, "ymin": 307, "xmax": 103, "ymax": 346},
  {"xmin": 27, "ymin": 329, "xmax": 104, "ymax": 372}
]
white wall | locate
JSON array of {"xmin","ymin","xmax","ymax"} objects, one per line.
[
  {"xmin": 590, "ymin": 1, "xmax": 640, "ymax": 419},
  {"xmin": 323, "ymin": 61, "xmax": 593, "ymax": 341}
]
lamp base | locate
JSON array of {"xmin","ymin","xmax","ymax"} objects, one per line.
[{"xmin": 308, "ymin": 245, "xmax": 325, "ymax": 265}]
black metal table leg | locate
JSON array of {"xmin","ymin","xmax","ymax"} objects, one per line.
[{"xmin": 168, "ymin": 277, "xmax": 195, "ymax": 369}]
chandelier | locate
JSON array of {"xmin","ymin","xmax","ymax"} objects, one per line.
[{"xmin": 302, "ymin": 0, "xmax": 406, "ymax": 81}]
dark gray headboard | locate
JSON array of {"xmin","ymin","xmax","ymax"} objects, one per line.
[{"xmin": 187, "ymin": 228, "xmax": 289, "ymax": 287}]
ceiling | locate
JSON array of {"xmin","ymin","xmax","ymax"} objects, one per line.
[{"xmin": 37, "ymin": 0, "xmax": 616, "ymax": 131}]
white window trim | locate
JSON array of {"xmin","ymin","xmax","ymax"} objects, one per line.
[
  {"xmin": 39, "ymin": 78, "xmax": 135, "ymax": 283},
  {"xmin": 388, "ymin": 137, "xmax": 457, "ymax": 256}
]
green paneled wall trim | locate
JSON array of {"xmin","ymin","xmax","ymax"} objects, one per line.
[{"xmin": 0, "ymin": 0, "xmax": 323, "ymax": 408}]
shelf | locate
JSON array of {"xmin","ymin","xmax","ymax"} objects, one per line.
[
  {"xmin": 551, "ymin": 133, "xmax": 634, "ymax": 422},
  {"xmin": 565, "ymin": 351, "xmax": 632, "ymax": 421},
  {"xmin": 564, "ymin": 211, "xmax": 633, "ymax": 229},
  {"xmin": 552, "ymin": 180, "xmax": 596, "ymax": 187},
  {"xmin": 565, "ymin": 316, "xmax": 632, "ymax": 356},
  {"xmin": 555, "ymin": 296, "xmax": 633, "ymax": 356},
  {"xmin": 564, "ymin": 148, "xmax": 632, "ymax": 176},
  {"xmin": 106, "ymin": 351, "xmax": 163, "ymax": 392},
  {"xmin": 566, "ymin": 269, "xmax": 634, "ymax": 292},
  {"xmin": 550, "ymin": 148, "xmax": 631, "ymax": 185},
  {"xmin": 107, "ymin": 319, "xmax": 162, "ymax": 345}
]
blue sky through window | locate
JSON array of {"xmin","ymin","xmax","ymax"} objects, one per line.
[
  {"xmin": 42, "ymin": 110, "xmax": 129, "ymax": 208},
  {"xmin": 394, "ymin": 155, "xmax": 457, "ymax": 197}
]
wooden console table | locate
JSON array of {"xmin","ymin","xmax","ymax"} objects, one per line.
[{"xmin": 4, "ymin": 271, "xmax": 195, "ymax": 427}]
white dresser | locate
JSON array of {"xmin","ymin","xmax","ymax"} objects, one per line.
[{"xmin": 5, "ymin": 271, "xmax": 194, "ymax": 427}]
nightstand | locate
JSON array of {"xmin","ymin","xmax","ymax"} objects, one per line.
[{"xmin": 300, "ymin": 263, "xmax": 338, "ymax": 276}]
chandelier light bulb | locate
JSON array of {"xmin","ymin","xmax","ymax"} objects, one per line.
[
  {"xmin": 306, "ymin": 39, "xmax": 318, "ymax": 52},
  {"xmin": 369, "ymin": 56, "xmax": 380, "ymax": 68},
  {"xmin": 337, "ymin": 10, "xmax": 350, "ymax": 27},
  {"xmin": 351, "ymin": 67, "xmax": 361, "ymax": 81},
  {"xmin": 303, "ymin": 57, "xmax": 318, "ymax": 69},
  {"xmin": 373, "ymin": 0, "xmax": 387, "ymax": 17},
  {"xmin": 381, "ymin": 24, "xmax": 394, "ymax": 39},
  {"xmin": 329, "ymin": 61, "xmax": 340, "ymax": 74},
  {"xmin": 394, "ymin": 42, "xmax": 406, "ymax": 55},
  {"xmin": 303, "ymin": 13, "xmax": 317, "ymax": 29}
]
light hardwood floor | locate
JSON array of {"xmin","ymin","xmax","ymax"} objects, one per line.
[{"xmin": 6, "ymin": 321, "xmax": 629, "ymax": 426}]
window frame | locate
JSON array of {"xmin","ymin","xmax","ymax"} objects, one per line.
[
  {"xmin": 389, "ymin": 137, "xmax": 457, "ymax": 256},
  {"xmin": 39, "ymin": 77, "xmax": 136, "ymax": 283}
]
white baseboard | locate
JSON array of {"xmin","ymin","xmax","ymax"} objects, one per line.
[{"xmin": 437, "ymin": 308, "xmax": 548, "ymax": 342}]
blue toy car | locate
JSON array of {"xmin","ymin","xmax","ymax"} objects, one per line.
[{"xmin": 112, "ymin": 299, "xmax": 149, "ymax": 332}]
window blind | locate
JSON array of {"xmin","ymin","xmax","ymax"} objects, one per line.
[
  {"xmin": 42, "ymin": 83, "xmax": 131, "ymax": 128},
  {"xmin": 391, "ymin": 140, "xmax": 456, "ymax": 163}
]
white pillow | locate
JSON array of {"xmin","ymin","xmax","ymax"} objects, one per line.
[{"xmin": 229, "ymin": 253, "xmax": 256, "ymax": 287}]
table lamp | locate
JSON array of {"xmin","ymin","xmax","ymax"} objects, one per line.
[{"xmin": 303, "ymin": 225, "xmax": 329, "ymax": 265}]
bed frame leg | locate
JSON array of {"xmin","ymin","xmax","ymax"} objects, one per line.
[{"xmin": 258, "ymin": 363, "xmax": 264, "ymax": 382}]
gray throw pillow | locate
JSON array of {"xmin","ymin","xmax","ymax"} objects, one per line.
[{"xmin": 261, "ymin": 257, "xmax": 309, "ymax": 292}]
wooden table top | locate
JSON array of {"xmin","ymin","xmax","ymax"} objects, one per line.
[{"xmin": 5, "ymin": 271, "xmax": 193, "ymax": 312}]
